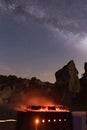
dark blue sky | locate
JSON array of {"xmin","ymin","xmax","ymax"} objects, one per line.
[{"xmin": 0, "ymin": 0, "xmax": 87, "ymax": 82}]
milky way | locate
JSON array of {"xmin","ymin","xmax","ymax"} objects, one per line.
[
  {"xmin": 0, "ymin": 0, "xmax": 87, "ymax": 81},
  {"xmin": 1, "ymin": 0, "xmax": 87, "ymax": 33}
]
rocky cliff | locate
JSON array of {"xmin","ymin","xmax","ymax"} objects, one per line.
[
  {"xmin": 54, "ymin": 60, "xmax": 80, "ymax": 107},
  {"xmin": 79, "ymin": 62, "xmax": 87, "ymax": 106},
  {"xmin": 0, "ymin": 60, "xmax": 87, "ymax": 111},
  {"xmin": 55, "ymin": 60, "xmax": 80, "ymax": 93}
]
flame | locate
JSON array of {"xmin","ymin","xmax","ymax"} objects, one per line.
[
  {"xmin": 10, "ymin": 89, "xmax": 56, "ymax": 112},
  {"xmin": 13, "ymin": 96, "xmax": 56, "ymax": 112},
  {"xmin": 8, "ymin": 89, "xmax": 69, "ymax": 112}
]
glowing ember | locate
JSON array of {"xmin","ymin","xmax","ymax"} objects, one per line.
[
  {"xmin": 14, "ymin": 104, "xmax": 69, "ymax": 112},
  {"xmin": 11, "ymin": 90, "xmax": 69, "ymax": 112},
  {"xmin": 26, "ymin": 105, "xmax": 69, "ymax": 112}
]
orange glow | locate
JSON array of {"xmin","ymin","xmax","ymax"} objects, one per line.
[
  {"xmin": 42, "ymin": 119, "xmax": 45, "ymax": 123},
  {"xmin": 26, "ymin": 105, "xmax": 69, "ymax": 112},
  {"xmin": 14, "ymin": 104, "xmax": 69, "ymax": 112},
  {"xmin": 12, "ymin": 90, "xmax": 69, "ymax": 112},
  {"xmin": 35, "ymin": 119, "xmax": 39, "ymax": 124}
]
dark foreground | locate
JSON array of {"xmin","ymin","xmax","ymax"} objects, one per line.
[
  {"xmin": 0, "ymin": 112, "xmax": 72, "ymax": 130},
  {"xmin": 16, "ymin": 112, "xmax": 72, "ymax": 130},
  {"xmin": 0, "ymin": 122, "xmax": 16, "ymax": 130},
  {"xmin": 0, "ymin": 112, "xmax": 86, "ymax": 130}
]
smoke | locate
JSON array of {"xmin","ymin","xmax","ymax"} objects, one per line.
[{"xmin": 8, "ymin": 89, "xmax": 56, "ymax": 111}]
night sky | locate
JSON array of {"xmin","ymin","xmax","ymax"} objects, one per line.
[{"xmin": 0, "ymin": 0, "xmax": 87, "ymax": 82}]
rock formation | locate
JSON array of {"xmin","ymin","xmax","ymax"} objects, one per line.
[
  {"xmin": 79, "ymin": 62, "xmax": 87, "ymax": 106},
  {"xmin": 80, "ymin": 62, "xmax": 87, "ymax": 82},
  {"xmin": 0, "ymin": 60, "xmax": 87, "ymax": 110},
  {"xmin": 55, "ymin": 60, "xmax": 80, "ymax": 94},
  {"xmin": 80, "ymin": 63, "xmax": 87, "ymax": 88},
  {"xmin": 54, "ymin": 60, "xmax": 80, "ymax": 107}
]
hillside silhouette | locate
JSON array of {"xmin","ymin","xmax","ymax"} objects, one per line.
[{"xmin": 0, "ymin": 60, "xmax": 87, "ymax": 111}]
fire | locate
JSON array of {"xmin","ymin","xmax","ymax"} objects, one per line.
[
  {"xmin": 12, "ymin": 93, "xmax": 56, "ymax": 111},
  {"xmin": 10, "ymin": 89, "xmax": 57, "ymax": 111},
  {"xmin": 26, "ymin": 105, "xmax": 69, "ymax": 112},
  {"xmin": 12, "ymin": 96, "xmax": 69, "ymax": 112},
  {"xmin": 9, "ymin": 89, "xmax": 69, "ymax": 112}
]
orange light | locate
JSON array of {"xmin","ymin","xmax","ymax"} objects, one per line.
[
  {"xmin": 48, "ymin": 119, "xmax": 51, "ymax": 122},
  {"xmin": 53, "ymin": 119, "xmax": 56, "ymax": 122},
  {"xmin": 35, "ymin": 119, "xmax": 39, "ymax": 124},
  {"xmin": 42, "ymin": 119, "xmax": 45, "ymax": 123}
]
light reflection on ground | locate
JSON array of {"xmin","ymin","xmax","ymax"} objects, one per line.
[{"xmin": 0, "ymin": 119, "xmax": 16, "ymax": 123}]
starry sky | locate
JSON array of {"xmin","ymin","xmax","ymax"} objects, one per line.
[{"xmin": 0, "ymin": 0, "xmax": 87, "ymax": 82}]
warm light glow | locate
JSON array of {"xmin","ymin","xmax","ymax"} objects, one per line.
[
  {"xmin": 26, "ymin": 105, "xmax": 69, "ymax": 112},
  {"xmin": 35, "ymin": 119, "xmax": 39, "ymax": 124},
  {"xmin": 53, "ymin": 119, "xmax": 56, "ymax": 122},
  {"xmin": 48, "ymin": 119, "xmax": 51, "ymax": 122},
  {"xmin": 64, "ymin": 119, "xmax": 67, "ymax": 122},
  {"xmin": 59, "ymin": 119, "xmax": 62, "ymax": 122},
  {"xmin": 42, "ymin": 119, "xmax": 45, "ymax": 123},
  {"xmin": 0, "ymin": 119, "xmax": 16, "ymax": 123}
]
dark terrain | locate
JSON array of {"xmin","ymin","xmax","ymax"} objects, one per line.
[
  {"xmin": 0, "ymin": 60, "xmax": 87, "ymax": 130},
  {"xmin": 0, "ymin": 60, "xmax": 87, "ymax": 111}
]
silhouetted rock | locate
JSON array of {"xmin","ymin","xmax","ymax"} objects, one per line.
[
  {"xmin": 0, "ymin": 75, "xmax": 54, "ymax": 107},
  {"xmin": 80, "ymin": 62, "xmax": 87, "ymax": 84},
  {"xmin": 80, "ymin": 63, "xmax": 87, "ymax": 86},
  {"xmin": 54, "ymin": 60, "xmax": 80, "ymax": 107},
  {"xmin": 84, "ymin": 62, "xmax": 87, "ymax": 75},
  {"xmin": 1, "ymin": 60, "xmax": 87, "ymax": 110},
  {"xmin": 55, "ymin": 60, "xmax": 80, "ymax": 94},
  {"xmin": 80, "ymin": 62, "xmax": 87, "ymax": 106}
]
